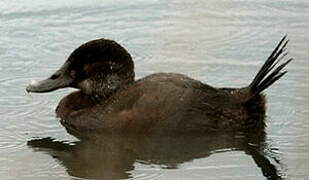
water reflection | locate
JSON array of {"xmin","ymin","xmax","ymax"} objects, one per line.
[{"xmin": 28, "ymin": 130, "xmax": 283, "ymax": 180}]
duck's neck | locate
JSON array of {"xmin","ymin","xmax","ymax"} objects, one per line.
[
  {"xmin": 78, "ymin": 71, "xmax": 135, "ymax": 103},
  {"xmin": 89, "ymin": 78, "xmax": 135, "ymax": 103}
]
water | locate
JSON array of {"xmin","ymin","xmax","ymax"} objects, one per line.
[{"xmin": 1, "ymin": 0, "xmax": 309, "ymax": 179}]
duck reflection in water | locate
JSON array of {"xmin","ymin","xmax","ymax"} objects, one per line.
[{"xmin": 28, "ymin": 131, "xmax": 284, "ymax": 179}]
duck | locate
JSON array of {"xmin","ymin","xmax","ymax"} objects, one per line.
[{"xmin": 26, "ymin": 36, "xmax": 292, "ymax": 137}]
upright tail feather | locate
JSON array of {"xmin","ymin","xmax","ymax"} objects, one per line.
[{"xmin": 248, "ymin": 35, "xmax": 292, "ymax": 97}]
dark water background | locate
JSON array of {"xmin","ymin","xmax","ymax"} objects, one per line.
[{"xmin": 1, "ymin": 0, "xmax": 309, "ymax": 179}]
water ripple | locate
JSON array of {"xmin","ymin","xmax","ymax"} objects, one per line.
[{"xmin": 0, "ymin": 131, "xmax": 27, "ymax": 152}]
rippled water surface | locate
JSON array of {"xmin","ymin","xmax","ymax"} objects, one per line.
[{"xmin": 1, "ymin": 0, "xmax": 309, "ymax": 179}]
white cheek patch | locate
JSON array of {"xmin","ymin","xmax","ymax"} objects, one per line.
[{"xmin": 78, "ymin": 79, "xmax": 93, "ymax": 94}]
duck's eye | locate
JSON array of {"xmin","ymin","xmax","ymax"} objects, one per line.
[{"xmin": 50, "ymin": 74, "xmax": 60, "ymax": 79}]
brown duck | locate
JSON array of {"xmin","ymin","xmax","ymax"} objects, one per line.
[{"xmin": 26, "ymin": 36, "xmax": 292, "ymax": 137}]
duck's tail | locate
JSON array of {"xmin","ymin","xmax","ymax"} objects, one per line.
[{"xmin": 245, "ymin": 36, "xmax": 292, "ymax": 100}]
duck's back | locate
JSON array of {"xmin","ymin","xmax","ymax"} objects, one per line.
[
  {"xmin": 120, "ymin": 73, "xmax": 246, "ymax": 133},
  {"xmin": 110, "ymin": 73, "xmax": 220, "ymax": 133}
]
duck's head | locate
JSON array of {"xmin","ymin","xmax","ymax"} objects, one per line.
[{"xmin": 26, "ymin": 39, "xmax": 134, "ymax": 97}]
